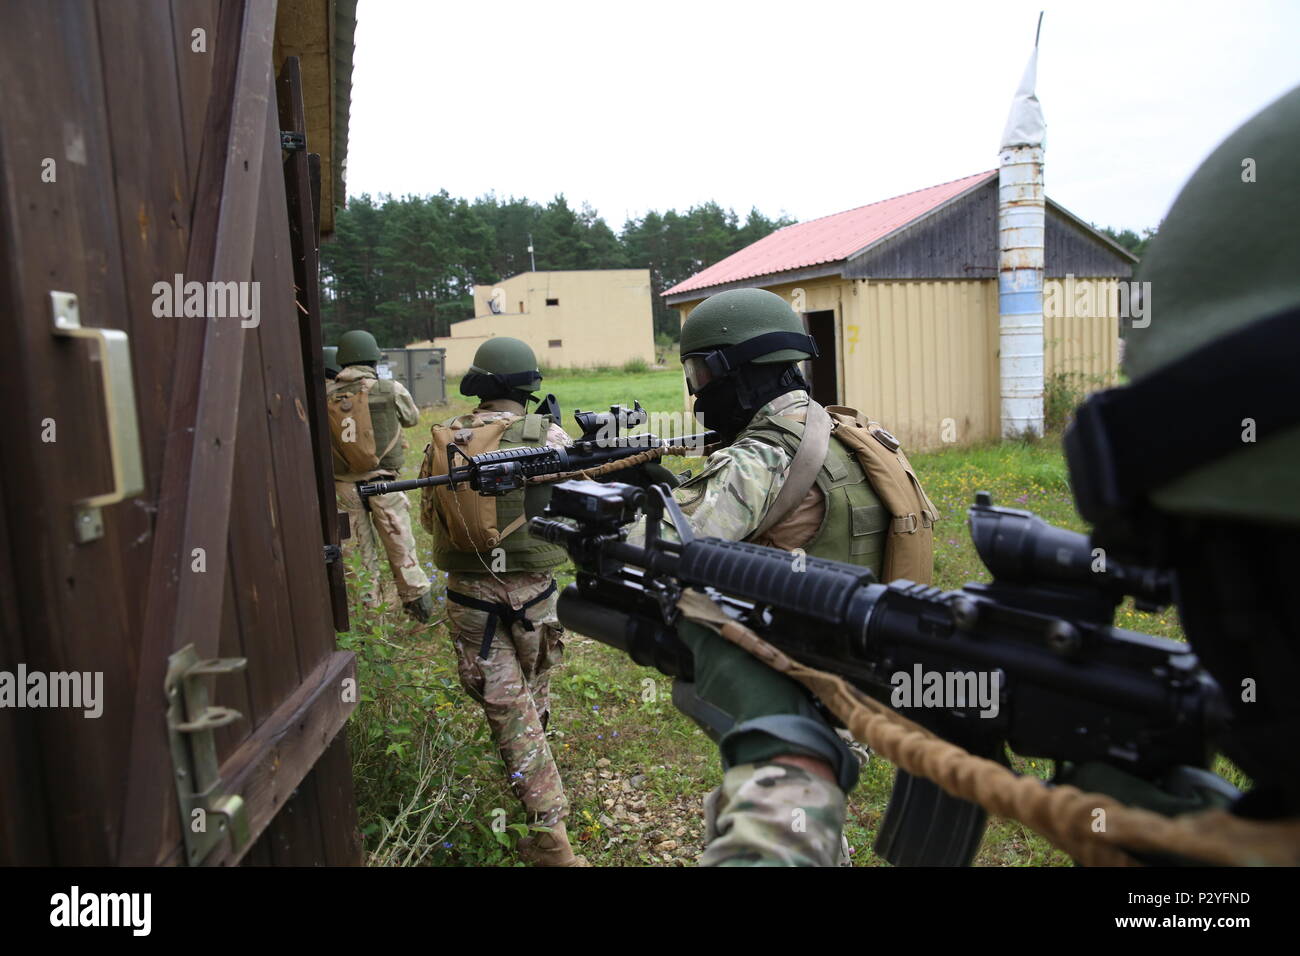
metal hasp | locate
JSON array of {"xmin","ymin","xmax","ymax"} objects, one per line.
[
  {"xmin": 50, "ymin": 291, "xmax": 145, "ymax": 542},
  {"xmin": 165, "ymin": 644, "xmax": 250, "ymax": 865},
  {"xmin": 280, "ymin": 130, "xmax": 306, "ymax": 151}
]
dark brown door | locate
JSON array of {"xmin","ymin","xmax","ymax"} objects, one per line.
[
  {"xmin": 804, "ymin": 309, "xmax": 840, "ymax": 406},
  {"xmin": 0, "ymin": 0, "xmax": 358, "ymax": 867}
]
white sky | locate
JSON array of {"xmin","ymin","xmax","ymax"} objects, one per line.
[{"xmin": 345, "ymin": 0, "xmax": 1300, "ymax": 233}]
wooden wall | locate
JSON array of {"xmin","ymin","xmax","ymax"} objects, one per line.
[{"xmin": 0, "ymin": 0, "xmax": 358, "ymax": 866}]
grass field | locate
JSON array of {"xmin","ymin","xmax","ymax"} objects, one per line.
[{"xmin": 338, "ymin": 367, "xmax": 1214, "ymax": 867}]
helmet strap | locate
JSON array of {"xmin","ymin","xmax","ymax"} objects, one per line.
[{"xmin": 703, "ymin": 331, "xmax": 820, "ymax": 379}]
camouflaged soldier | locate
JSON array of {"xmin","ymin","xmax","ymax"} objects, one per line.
[
  {"xmin": 647, "ymin": 288, "xmax": 911, "ymax": 865},
  {"xmin": 330, "ymin": 330, "xmax": 433, "ymax": 622},
  {"xmin": 423, "ymin": 337, "xmax": 587, "ymax": 867}
]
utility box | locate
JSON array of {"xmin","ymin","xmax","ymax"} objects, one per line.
[{"xmin": 379, "ymin": 347, "xmax": 447, "ymax": 406}]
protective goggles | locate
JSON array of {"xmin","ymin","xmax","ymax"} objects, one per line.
[{"xmin": 681, "ymin": 331, "xmax": 819, "ymax": 394}]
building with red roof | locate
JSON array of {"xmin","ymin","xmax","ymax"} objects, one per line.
[{"xmin": 663, "ymin": 171, "xmax": 1136, "ymax": 449}]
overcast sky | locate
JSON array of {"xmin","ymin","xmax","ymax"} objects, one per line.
[{"xmin": 345, "ymin": 0, "xmax": 1300, "ymax": 234}]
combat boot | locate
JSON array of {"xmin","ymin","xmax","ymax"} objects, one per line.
[
  {"xmin": 518, "ymin": 820, "xmax": 590, "ymax": 867},
  {"xmin": 403, "ymin": 592, "xmax": 433, "ymax": 623}
]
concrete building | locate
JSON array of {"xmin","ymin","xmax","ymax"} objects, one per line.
[
  {"xmin": 411, "ymin": 269, "xmax": 656, "ymax": 375},
  {"xmin": 663, "ymin": 171, "xmax": 1137, "ymax": 450}
]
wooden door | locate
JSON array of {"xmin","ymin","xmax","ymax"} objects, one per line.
[{"xmin": 0, "ymin": 0, "xmax": 359, "ymax": 866}]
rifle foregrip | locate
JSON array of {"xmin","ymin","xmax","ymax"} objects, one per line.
[{"xmin": 679, "ymin": 538, "xmax": 876, "ymax": 624}]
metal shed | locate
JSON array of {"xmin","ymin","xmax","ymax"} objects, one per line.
[
  {"xmin": 380, "ymin": 347, "xmax": 448, "ymax": 406},
  {"xmin": 665, "ymin": 172, "xmax": 1138, "ymax": 450}
]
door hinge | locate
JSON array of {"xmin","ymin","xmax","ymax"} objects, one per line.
[
  {"xmin": 165, "ymin": 644, "xmax": 250, "ymax": 865},
  {"xmin": 280, "ymin": 130, "xmax": 306, "ymax": 151},
  {"xmin": 323, "ymin": 543, "xmax": 342, "ymax": 563}
]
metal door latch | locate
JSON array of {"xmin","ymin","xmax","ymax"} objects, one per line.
[
  {"xmin": 50, "ymin": 291, "xmax": 144, "ymax": 543},
  {"xmin": 280, "ymin": 130, "xmax": 306, "ymax": 151},
  {"xmin": 165, "ymin": 644, "xmax": 250, "ymax": 865}
]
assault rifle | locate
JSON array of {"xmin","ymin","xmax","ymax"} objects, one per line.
[
  {"xmin": 359, "ymin": 402, "xmax": 715, "ymax": 498},
  {"xmin": 528, "ymin": 479, "xmax": 1234, "ymax": 866}
]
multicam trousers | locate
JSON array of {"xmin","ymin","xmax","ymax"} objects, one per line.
[
  {"xmin": 335, "ymin": 480, "xmax": 431, "ymax": 606},
  {"xmin": 446, "ymin": 569, "xmax": 569, "ymax": 827},
  {"xmin": 701, "ymin": 761, "xmax": 847, "ymax": 867}
]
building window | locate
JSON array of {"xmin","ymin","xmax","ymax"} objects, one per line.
[
  {"xmin": 548, "ymin": 339, "xmax": 562, "ymax": 348},
  {"xmin": 545, "ymin": 298, "xmax": 559, "ymax": 306}
]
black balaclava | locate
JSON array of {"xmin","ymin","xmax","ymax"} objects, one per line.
[{"xmin": 693, "ymin": 362, "xmax": 809, "ymax": 444}]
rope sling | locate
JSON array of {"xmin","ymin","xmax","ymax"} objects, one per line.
[{"xmin": 677, "ymin": 589, "xmax": 1300, "ymax": 867}]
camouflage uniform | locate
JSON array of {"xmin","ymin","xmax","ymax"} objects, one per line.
[
  {"xmin": 332, "ymin": 365, "xmax": 430, "ymax": 607},
  {"xmin": 671, "ymin": 390, "xmax": 808, "ymax": 541},
  {"xmin": 648, "ymin": 388, "xmax": 867, "ymax": 866},
  {"xmin": 438, "ymin": 402, "xmax": 574, "ymax": 829},
  {"xmin": 701, "ymin": 763, "xmax": 848, "ymax": 867}
]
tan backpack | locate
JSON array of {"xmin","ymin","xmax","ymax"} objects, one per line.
[
  {"xmin": 825, "ymin": 406, "xmax": 938, "ymax": 584},
  {"xmin": 326, "ymin": 378, "xmax": 399, "ymax": 473},
  {"xmin": 754, "ymin": 401, "xmax": 938, "ymax": 584},
  {"xmin": 418, "ymin": 418, "xmax": 520, "ymax": 550}
]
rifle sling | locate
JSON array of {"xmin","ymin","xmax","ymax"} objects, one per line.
[{"xmin": 752, "ymin": 400, "xmax": 832, "ymax": 540}]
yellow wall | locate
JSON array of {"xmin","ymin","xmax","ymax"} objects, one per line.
[
  {"xmin": 412, "ymin": 270, "xmax": 655, "ymax": 374},
  {"xmin": 1043, "ymin": 276, "xmax": 1121, "ymax": 386},
  {"xmin": 673, "ymin": 275, "xmax": 1120, "ymax": 452}
]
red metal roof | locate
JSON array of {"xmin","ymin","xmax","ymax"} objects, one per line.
[{"xmin": 664, "ymin": 170, "xmax": 997, "ymax": 298}]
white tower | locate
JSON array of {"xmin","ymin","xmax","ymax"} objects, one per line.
[{"xmin": 998, "ymin": 15, "xmax": 1046, "ymax": 438}]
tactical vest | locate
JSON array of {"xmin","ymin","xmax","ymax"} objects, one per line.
[
  {"xmin": 366, "ymin": 379, "xmax": 404, "ymax": 474},
  {"xmin": 743, "ymin": 414, "xmax": 888, "ymax": 573},
  {"xmin": 426, "ymin": 412, "xmax": 569, "ymax": 574},
  {"xmin": 328, "ymin": 375, "xmax": 404, "ymax": 476}
]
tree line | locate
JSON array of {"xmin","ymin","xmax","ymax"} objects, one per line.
[{"xmin": 319, "ymin": 193, "xmax": 795, "ymax": 347}]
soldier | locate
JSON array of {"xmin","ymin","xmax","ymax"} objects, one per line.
[
  {"xmin": 330, "ymin": 329, "xmax": 433, "ymax": 622},
  {"xmin": 686, "ymin": 84, "xmax": 1300, "ymax": 864},
  {"xmin": 423, "ymin": 337, "xmax": 587, "ymax": 867},
  {"xmin": 633, "ymin": 287, "xmax": 936, "ymax": 865}
]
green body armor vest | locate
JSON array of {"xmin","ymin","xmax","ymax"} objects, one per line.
[
  {"xmin": 431, "ymin": 413, "xmax": 569, "ymax": 574},
  {"xmin": 744, "ymin": 414, "xmax": 889, "ymax": 574},
  {"xmin": 365, "ymin": 379, "xmax": 404, "ymax": 474}
]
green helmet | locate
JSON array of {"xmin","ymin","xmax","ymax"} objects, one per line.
[
  {"xmin": 323, "ymin": 346, "xmax": 340, "ymax": 376},
  {"xmin": 337, "ymin": 329, "xmax": 382, "ymax": 366},
  {"xmin": 460, "ymin": 336, "xmax": 543, "ymax": 398},
  {"xmin": 1068, "ymin": 83, "xmax": 1300, "ymax": 532},
  {"xmin": 679, "ymin": 289, "xmax": 817, "ymax": 394}
]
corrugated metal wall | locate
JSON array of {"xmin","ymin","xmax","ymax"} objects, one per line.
[
  {"xmin": 843, "ymin": 279, "xmax": 1000, "ymax": 450},
  {"xmin": 675, "ymin": 274, "xmax": 1120, "ymax": 452},
  {"xmin": 1042, "ymin": 277, "xmax": 1121, "ymax": 385}
]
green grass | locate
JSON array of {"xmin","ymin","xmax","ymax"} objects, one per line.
[
  {"xmin": 340, "ymin": 369, "xmax": 1226, "ymax": 867},
  {"xmin": 535, "ymin": 366, "xmax": 686, "ymax": 435}
]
